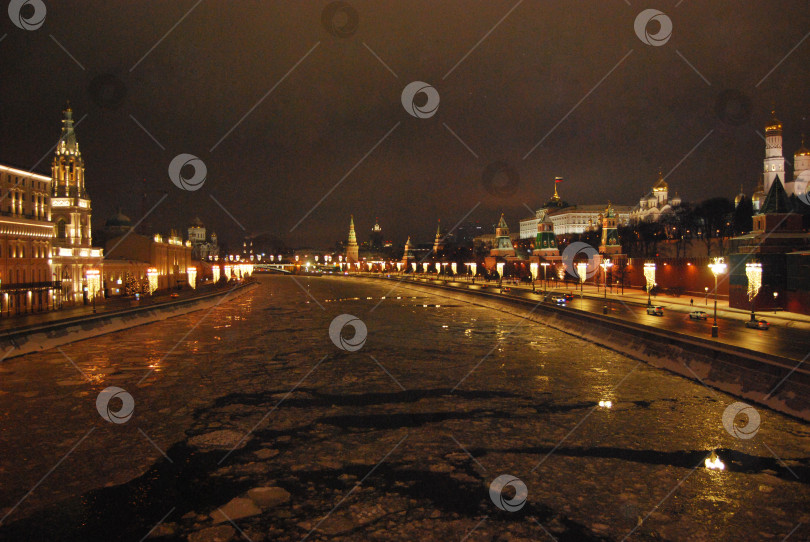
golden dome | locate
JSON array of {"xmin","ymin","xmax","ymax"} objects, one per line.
[
  {"xmin": 795, "ymin": 135, "xmax": 810, "ymax": 156},
  {"xmin": 652, "ymin": 170, "xmax": 668, "ymax": 191},
  {"xmin": 765, "ymin": 109, "xmax": 782, "ymax": 132}
]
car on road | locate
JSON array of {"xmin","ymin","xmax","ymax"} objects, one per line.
[
  {"xmin": 563, "ymin": 293, "xmax": 574, "ymax": 301},
  {"xmin": 689, "ymin": 310, "xmax": 708, "ymax": 320},
  {"xmin": 647, "ymin": 305, "xmax": 664, "ymax": 316},
  {"xmin": 745, "ymin": 319, "xmax": 770, "ymax": 330},
  {"xmin": 170, "ymin": 293, "xmax": 179, "ymax": 298},
  {"xmin": 550, "ymin": 294, "xmax": 567, "ymax": 304}
]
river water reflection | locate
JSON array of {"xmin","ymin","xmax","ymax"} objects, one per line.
[{"xmin": 0, "ymin": 276, "xmax": 807, "ymax": 541}]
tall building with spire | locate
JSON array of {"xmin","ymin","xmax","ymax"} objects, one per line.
[
  {"xmin": 369, "ymin": 219, "xmax": 383, "ymax": 251},
  {"xmin": 432, "ymin": 220, "xmax": 444, "ymax": 254},
  {"xmin": 401, "ymin": 236, "xmax": 414, "ymax": 265},
  {"xmin": 50, "ymin": 103, "xmax": 104, "ymax": 304},
  {"xmin": 763, "ymin": 109, "xmax": 788, "ymax": 196},
  {"xmin": 345, "ymin": 215, "xmax": 359, "ymax": 263},
  {"xmin": 490, "ymin": 214, "xmax": 516, "ymax": 257}
]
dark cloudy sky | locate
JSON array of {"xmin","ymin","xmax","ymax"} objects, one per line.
[{"xmin": 0, "ymin": 1, "xmax": 808, "ymax": 249}]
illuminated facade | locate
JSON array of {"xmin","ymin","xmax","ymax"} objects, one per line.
[
  {"xmin": 0, "ymin": 165, "xmax": 57, "ymax": 314},
  {"xmin": 105, "ymin": 232, "xmax": 193, "ymax": 291},
  {"xmin": 49, "ymin": 103, "xmax": 104, "ymax": 304}
]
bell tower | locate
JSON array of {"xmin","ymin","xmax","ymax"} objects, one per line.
[
  {"xmin": 763, "ymin": 109, "xmax": 786, "ymax": 195},
  {"xmin": 51, "ymin": 102, "xmax": 92, "ymax": 248}
]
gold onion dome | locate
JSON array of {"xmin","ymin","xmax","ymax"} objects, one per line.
[
  {"xmin": 653, "ymin": 170, "xmax": 668, "ymax": 191},
  {"xmin": 796, "ymin": 135, "xmax": 810, "ymax": 156},
  {"xmin": 765, "ymin": 109, "xmax": 782, "ymax": 132}
]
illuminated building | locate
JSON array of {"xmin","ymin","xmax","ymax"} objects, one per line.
[
  {"xmin": 432, "ymin": 220, "xmax": 445, "ymax": 255},
  {"xmin": 105, "ymin": 232, "xmax": 193, "ymax": 292},
  {"xmin": 187, "ymin": 216, "xmax": 218, "ymax": 260},
  {"xmin": 48, "ymin": 103, "xmax": 105, "ymax": 305},
  {"xmin": 629, "ymin": 171, "xmax": 682, "ymax": 223},
  {"xmin": 490, "ymin": 214, "xmax": 516, "ymax": 258},
  {"xmin": 345, "ymin": 215, "xmax": 359, "ymax": 263},
  {"xmin": 0, "ymin": 165, "xmax": 57, "ymax": 314}
]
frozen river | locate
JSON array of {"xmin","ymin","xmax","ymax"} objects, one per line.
[{"xmin": 0, "ymin": 275, "xmax": 807, "ymax": 541}]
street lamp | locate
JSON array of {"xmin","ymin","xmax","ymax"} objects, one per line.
[
  {"xmin": 530, "ymin": 262, "xmax": 538, "ymax": 292},
  {"xmin": 644, "ymin": 262, "xmax": 656, "ymax": 307},
  {"xmin": 541, "ymin": 262, "xmax": 550, "ymax": 294},
  {"xmin": 708, "ymin": 258, "xmax": 727, "ymax": 338},
  {"xmin": 601, "ymin": 259, "xmax": 613, "ymax": 314},
  {"xmin": 745, "ymin": 262, "xmax": 762, "ymax": 321},
  {"xmin": 773, "ymin": 291, "xmax": 779, "ymax": 313},
  {"xmin": 704, "ymin": 286, "xmax": 709, "ymax": 306}
]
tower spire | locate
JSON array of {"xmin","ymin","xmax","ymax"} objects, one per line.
[{"xmin": 346, "ymin": 215, "xmax": 359, "ymax": 263}]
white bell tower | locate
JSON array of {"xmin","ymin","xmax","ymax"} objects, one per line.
[{"xmin": 763, "ymin": 109, "xmax": 786, "ymax": 195}]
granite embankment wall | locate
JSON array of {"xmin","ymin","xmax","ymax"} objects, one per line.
[
  {"xmin": 0, "ymin": 283, "xmax": 257, "ymax": 360},
  {"xmin": 354, "ymin": 276, "xmax": 810, "ymax": 422}
]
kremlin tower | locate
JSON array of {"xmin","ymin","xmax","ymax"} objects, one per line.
[
  {"xmin": 345, "ymin": 215, "xmax": 359, "ymax": 263},
  {"xmin": 432, "ymin": 220, "xmax": 444, "ymax": 254}
]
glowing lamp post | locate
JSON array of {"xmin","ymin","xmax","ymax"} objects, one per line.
[
  {"xmin": 643, "ymin": 262, "xmax": 656, "ymax": 307},
  {"xmin": 422, "ymin": 262, "xmax": 429, "ymax": 274},
  {"xmin": 540, "ymin": 262, "xmax": 550, "ymax": 293},
  {"xmin": 600, "ymin": 259, "xmax": 613, "ymax": 314},
  {"xmin": 496, "ymin": 262, "xmax": 505, "ymax": 291},
  {"xmin": 451, "ymin": 262, "xmax": 457, "ymax": 275},
  {"xmin": 146, "ymin": 268, "xmax": 159, "ymax": 295},
  {"xmin": 188, "ymin": 266, "xmax": 197, "ymax": 289},
  {"xmin": 85, "ymin": 269, "xmax": 100, "ymax": 312},
  {"xmin": 576, "ymin": 262, "xmax": 587, "ymax": 292},
  {"xmin": 435, "ymin": 262, "xmax": 442, "ymax": 275},
  {"xmin": 745, "ymin": 262, "xmax": 762, "ymax": 321},
  {"xmin": 530, "ymin": 262, "xmax": 538, "ymax": 292},
  {"xmin": 708, "ymin": 258, "xmax": 727, "ymax": 337}
]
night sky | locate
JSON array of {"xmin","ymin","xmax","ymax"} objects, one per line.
[{"xmin": 0, "ymin": 1, "xmax": 808, "ymax": 249}]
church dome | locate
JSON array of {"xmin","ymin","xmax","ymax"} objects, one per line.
[
  {"xmin": 734, "ymin": 186, "xmax": 746, "ymax": 206},
  {"xmin": 105, "ymin": 210, "xmax": 132, "ymax": 228},
  {"xmin": 765, "ymin": 109, "xmax": 782, "ymax": 133},
  {"xmin": 795, "ymin": 136, "xmax": 810, "ymax": 157}
]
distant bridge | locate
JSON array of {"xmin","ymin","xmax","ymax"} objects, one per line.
[{"xmin": 252, "ymin": 263, "xmax": 294, "ymax": 274}]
